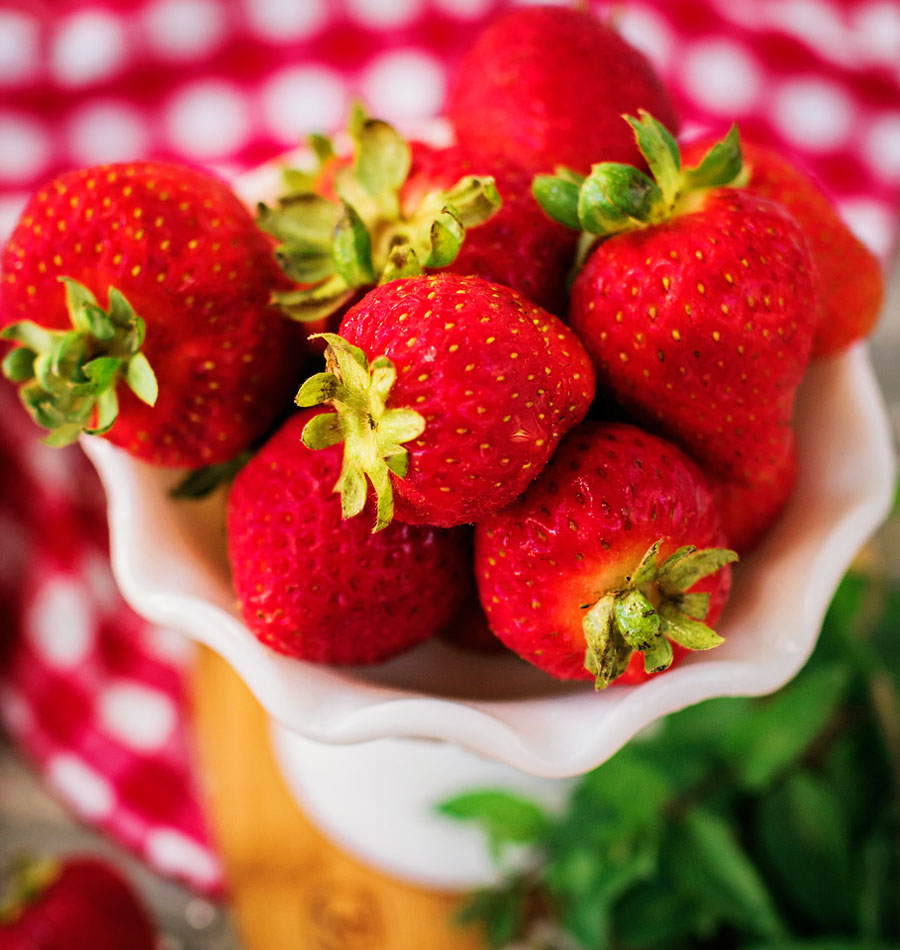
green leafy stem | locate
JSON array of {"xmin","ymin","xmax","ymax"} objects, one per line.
[
  {"xmin": 584, "ymin": 540, "xmax": 738, "ymax": 688},
  {"xmin": 1, "ymin": 277, "xmax": 158, "ymax": 446},
  {"xmin": 533, "ymin": 110, "xmax": 746, "ymax": 244},
  {"xmin": 295, "ymin": 333, "xmax": 424, "ymax": 532},
  {"xmin": 258, "ymin": 108, "xmax": 502, "ymax": 324}
]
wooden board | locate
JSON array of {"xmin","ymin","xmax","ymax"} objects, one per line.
[{"xmin": 191, "ymin": 645, "xmax": 485, "ymax": 950}]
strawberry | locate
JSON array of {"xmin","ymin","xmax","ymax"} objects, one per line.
[
  {"xmin": 400, "ymin": 142, "xmax": 578, "ymax": 315},
  {"xmin": 446, "ymin": 5, "xmax": 679, "ymax": 175},
  {"xmin": 706, "ymin": 442, "xmax": 797, "ymax": 553},
  {"xmin": 536, "ymin": 114, "xmax": 817, "ymax": 496},
  {"xmin": 226, "ymin": 408, "xmax": 470, "ymax": 663},
  {"xmin": 1, "ymin": 161, "xmax": 304, "ymax": 466},
  {"xmin": 294, "ymin": 273, "xmax": 595, "ymax": 530},
  {"xmin": 257, "ymin": 112, "xmax": 503, "ymax": 325},
  {"xmin": 684, "ymin": 137, "xmax": 883, "ymax": 358},
  {"xmin": 0, "ymin": 854, "xmax": 156, "ymax": 949},
  {"xmin": 475, "ymin": 422, "xmax": 736, "ymax": 688}
]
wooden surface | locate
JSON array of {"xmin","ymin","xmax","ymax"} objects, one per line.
[{"xmin": 191, "ymin": 645, "xmax": 485, "ymax": 950}]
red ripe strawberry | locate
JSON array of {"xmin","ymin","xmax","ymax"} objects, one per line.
[
  {"xmin": 446, "ymin": 5, "xmax": 679, "ymax": 175},
  {"xmin": 400, "ymin": 143, "xmax": 578, "ymax": 315},
  {"xmin": 537, "ymin": 114, "xmax": 817, "ymax": 496},
  {"xmin": 475, "ymin": 422, "xmax": 736, "ymax": 688},
  {"xmin": 227, "ymin": 408, "xmax": 470, "ymax": 663},
  {"xmin": 684, "ymin": 137, "xmax": 883, "ymax": 358},
  {"xmin": 1, "ymin": 161, "xmax": 304, "ymax": 465},
  {"xmin": 0, "ymin": 854, "xmax": 156, "ymax": 950},
  {"xmin": 295, "ymin": 273, "xmax": 595, "ymax": 530},
  {"xmin": 706, "ymin": 442, "xmax": 797, "ymax": 553}
]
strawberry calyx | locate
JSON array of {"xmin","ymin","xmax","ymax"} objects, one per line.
[
  {"xmin": 0, "ymin": 277, "xmax": 158, "ymax": 447},
  {"xmin": 0, "ymin": 854, "xmax": 60, "ymax": 924},
  {"xmin": 583, "ymin": 540, "xmax": 738, "ymax": 689},
  {"xmin": 534, "ymin": 111, "xmax": 746, "ymax": 242},
  {"xmin": 294, "ymin": 333, "xmax": 425, "ymax": 532},
  {"xmin": 258, "ymin": 107, "xmax": 502, "ymax": 324}
]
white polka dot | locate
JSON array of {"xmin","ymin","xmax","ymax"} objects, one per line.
[
  {"xmin": 431, "ymin": 0, "xmax": 493, "ymax": 16},
  {"xmin": 98, "ymin": 681, "xmax": 178, "ymax": 752},
  {"xmin": 0, "ymin": 12, "xmax": 40, "ymax": 83},
  {"xmin": 51, "ymin": 9, "xmax": 127, "ymax": 87},
  {"xmin": 835, "ymin": 198, "xmax": 895, "ymax": 257},
  {"xmin": 27, "ymin": 577, "xmax": 96, "ymax": 670},
  {"xmin": 142, "ymin": 0, "xmax": 226, "ymax": 59},
  {"xmin": 773, "ymin": 78, "xmax": 854, "ymax": 152},
  {"xmin": 346, "ymin": 0, "xmax": 422, "ymax": 28},
  {"xmin": 864, "ymin": 113, "xmax": 900, "ymax": 183},
  {"xmin": 852, "ymin": 1, "xmax": 900, "ymax": 63},
  {"xmin": 0, "ymin": 113, "xmax": 50, "ymax": 182},
  {"xmin": 767, "ymin": 0, "xmax": 855, "ymax": 67},
  {"xmin": 66, "ymin": 101, "xmax": 149, "ymax": 166},
  {"xmin": 79, "ymin": 551, "xmax": 121, "ymax": 613},
  {"xmin": 140, "ymin": 625, "xmax": 195, "ymax": 667},
  {"xmin": 361, "ymin": 51, "xmax": 445, "ymax": 122},
  {"xmin": 0, "ymin": 687, "xmax": 34, "ymax": 736},
  {"xmin": 47, "ymin": 754, "xmax": 115, "ymax": 819},
  {"xmin": 166, "ymin": 81, "xmax": 251, "ymax": 159},
  {"xmin": 0, "ymin": 192, "xmax": 28, "ymax": 242},
  {"xmin": 682, "ymin": 40, "xmax": 764, "ymax": 114},
  {"xmin": 260, "ymin": 66, "xmax": 346, "ymax": 143},
  {"xmin": 244, "ymin": 0, "xmax": 329, "ymax": 40},
  {"xmin": 145, "ymin": 829, "xmax": 221, "ymax": 885},
  {"xmin": 616, "ymin": 5, "xmax": 675, "ymax": 70}
]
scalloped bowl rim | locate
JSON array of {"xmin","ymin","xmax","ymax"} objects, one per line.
[{"xmin": 81, "ymin": 136, "xmax": 897, "ymax": 778}]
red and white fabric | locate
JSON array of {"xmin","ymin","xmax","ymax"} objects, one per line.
[{"xmin": 0, "ymin": 0, "xmax": 898, "ymax": 897}]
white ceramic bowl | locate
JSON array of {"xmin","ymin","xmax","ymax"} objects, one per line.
[
  {"xmin": 84, "ymin": 339, "xmax": 895, "ymax": 782},
  {"xmin": 81, "ymin": 131, "xmax": 896, "ymax": 783}
]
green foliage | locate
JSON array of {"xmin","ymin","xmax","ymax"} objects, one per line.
[{"xmin": 440, "ymin": 548, "xmax": 900, "ymax": 950}]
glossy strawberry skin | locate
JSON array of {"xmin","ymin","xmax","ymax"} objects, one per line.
[
  {"xmin": 227, "ymin": 409, "xmax": 471, "ymax": 663},
  {"xmin": 338, "ymin": 273, "xmax": 595, "ymax": 527},
  {"xmin": 446, "ymin": 5, "xmax": 679, "ymax": 175},
  {"xmin": 706, "ymin": 443, "xmax": 797, "ymax": 554},
  {"xmin": 569, "ymin": 190, "xmax": 816, "ymax": 486},
  {"xmin": 401, "ymin": 143, "xmax": 578, "ymax": 315},
  {"xmin": 0, "ymin": 857, "xmax": 156, "ymax": 950},
  {"xmin": 684, "ymin": 139, "xmax": 883, "ymax": 358},
  {"xmin": 1, "ymin": 161, "xmax": 305, "ymax": 466},
  {"xmin": 475, "ymin": 422, "xmax": 731, "ymax": 684}
]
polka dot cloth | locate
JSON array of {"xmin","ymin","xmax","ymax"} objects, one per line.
[{"xmin": 0, "ymin": 0, "xmax": 898, "ymax": 896}]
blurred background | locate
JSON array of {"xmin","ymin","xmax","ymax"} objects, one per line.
[{"xmin": 0, "ymin": 1, "xmax": 898, "ymax": 948}]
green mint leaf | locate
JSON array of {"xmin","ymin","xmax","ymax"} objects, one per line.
[{"xmin": 438, "ymin": 790, "xmax": 549, "ymax": 857}]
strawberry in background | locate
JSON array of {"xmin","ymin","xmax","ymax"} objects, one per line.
[
  {"xmin": 446, "ymin": 4, "xmax": 679, "ymax": 174},
  {"xmin": 683, "ymin": 137, "xmax": 884, "ymax": 359},
  {"xmin": 0, "ymin": 854, "xmax": 157, "ymax": 950}
]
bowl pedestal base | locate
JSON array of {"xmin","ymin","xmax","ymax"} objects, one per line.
[{"xmin": 270, "ymin": 724, "xmax": 574, "ymax": 890}]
